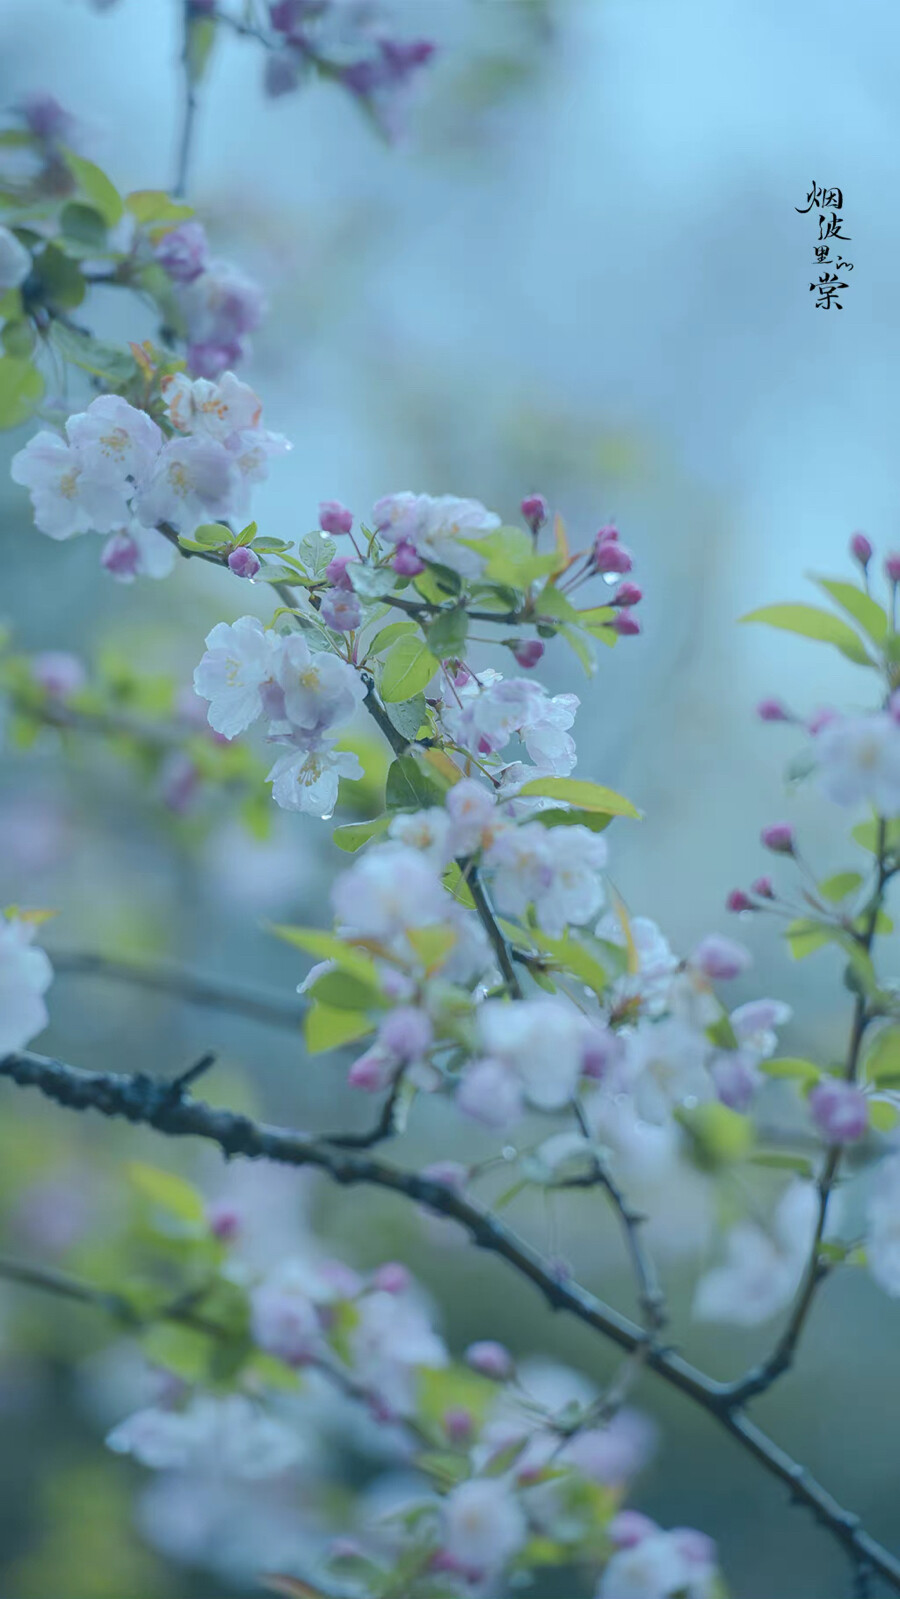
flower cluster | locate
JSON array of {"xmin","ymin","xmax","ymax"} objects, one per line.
[
  {"xmin": 11, "ymin": 373, "xmax": 288, "ymax": 581},
  {"xmin": 193, "ymin": 615, "xmax": 365, "ymax": 816},
  {"xmin": 265, "ymin": 2, "xmax": 436, "ymax": 138},
  {"xmin": 153, "ymin": 221, "xmax": 266, "ymax": 378}
]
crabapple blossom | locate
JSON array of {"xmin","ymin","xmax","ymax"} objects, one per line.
[
  {"xmin": 597, "ymin": 913, "xmax": 678, "ymax": 1015},
  {"xmin": 193, "ymin": 616, "xmax": 280, "ymax": 739},
  {"xmin": 460, "ymin": 998, "xmax": 590, "ymax": 1123},
  {"xmin": 11, "ymin": 429, "xmax": 132, "ymax": 538},
  {"xmin": 273, "ymin": 633, "xmax": 366, "ymax": 735},
  {"xmin": 163, "ymin": 370, "xmax": 262, "ymax": 440},
  {"xmin": 0, "ymin": 914, "xmax": 53, "ymax": 1054},
  {"xmin": 106, "ymin": 1394, "xmax": 302, "ymax": 1479},
  {"xmin": 377, "ymin": 1005, "xmax": 433, "ymax": 1063},
  {"xmin": 30, "ymin": 651, "xmax": 86, "ymax": 698},
  {"xmin": 693, "ymin": 1180, "xmax": 818, "ymax": 1325},
  {"xmin": 177, "ymin": 258, "xmax": 266, "ymax": 377},
  {"xmin": 689, "ymin": 934, "xmax": 751, "ymax": 981},
  {"xmin": 465, "ymin": 1341, "xmax": 514, "ymax": 1380},
  {"xmin": 331, "ymin": 844, "xmax": 448, "ymax": 941},
  {"xmin": 809, "ymin": 1079, "xmax": 869, "ymax": 1143},
  {"xmin": 623, "ymin": 1017, "xmax": 712, "ymax": 1126},
  {"xmin": 597, "ymin": 1522, "xmax": 719, "ymax": 1599},
  {"xmin": 485, "ymin": 821, "xmax": 608, "ymax": 938},
  {"xmin": 319, "ymin": 500, "xmax": 354, "ymax": 535},
  {"xmin": 814, "ymin": 711, "xmax": 900, "ymax": 814},
  {"xmin": 440, "ymin": 1478, "xmax": 528, "ymax": 1576},
  {"xmin": 250, "ymin": 1263, "xmax": 324, "ymax": 1366},
  {"xmin": 320, "ymin": 588, "xmax": 363, "ymax": 632},
  {"xmin": 387, "ymin": 807, "xmax": 453, "ymax": 866},
  {"xmin": 347, "ymin": 1286, "xmax": 447, "ymax": 1418},
  {"xmin": 372, "ymin": 491, "xmax": 500, "ymax": 578},
  {"xmin": 65, "ymin": 394, "xmax": 163, "ymax": 487},
  {"xmin": 0, "ymin": 224, "xmax": 32, "ymax": 290},
  {"xmin": 445, "ymin": 777, "xmax": 498, "ymax": 856},
  {"xmin": 266, "ymin": 744, "xmax": 364, "ymax": 819},
  {"xmin": 391, "ymin": 540, "xmax": 425, "ymax": 575},
  {"xmin": 134, "ymin": 434, "xmax": 237, "ymax": 531},
  {"xmin": 866, "ymin": 1154, "xmax": 900, "ymax": 1296}
]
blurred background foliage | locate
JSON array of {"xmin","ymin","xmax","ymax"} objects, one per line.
[{"xmin": 1, "ymin": 1, "xmax": 899, "ymax": 1595}]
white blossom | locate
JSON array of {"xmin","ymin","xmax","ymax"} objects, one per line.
[
  {"xmin": 266, "ymin": 744, "xmax": 363, "ymax": 818},
  {"xmin": 373, "ymin": 491, "xmax": 500, "ymax": 577},
  {"xmin": 106, "ymin": 1394, "xmax": 301, "ymax": 1479},
  {"xmin": 101, "ymin": 521, "xmax": 177, "ymax": 583},
  {"xmin": 623, "ymin": 1017, "xmax": 712, "ymax": 1125},
  {"xmin": 815, "ymin": 712, "xmax": 900, "ymax": 815},
  {"xmin": 463, "ymin": 998, "xmax": 589, "ymax": 1120},
  {"xmin": 193, "ymin": 616, "xmax": 280, "ymax": 739},
  {"xmin": 348, "ymin": 1288, "xmax": 447, "ymax": 1418},
  {"xmin": 331, "ymin": 844, "xmax": 448, "ymax": 942},
  {"xmin": 388, "ymin": 807, "xmax": 453, "ymax": 867},
  {"xmin": 273, "ymin": 633, "xmax": 366, "ymax": 738},
  {"xmin": 134, "ymin": 434, "xmax": 237, "ymax": 532},
  {"xmin": 11, "ymin": 430, "xmax": 131, "ymax": 539},
  {"xmin": 693, "ymin": 1180, "xmax": 817, "ymax": 1326},
  {"xmin": 0, "ymin": 914, "xmax": 53, "ymax": 1054},
  {"xmin": 163, "ymin": 370, "xmax": 263, "ymax": 439},
  {"xmin": 65, "ymin": 394, "xmax": 163, "ymax": 487},
  {"xmin": 441, "ymin": 1478, "xmax": 528, "ymax": 1574},
  {"xmin": 598, "ymin": 1528, "xmax": 717, "ymax": 1599}
]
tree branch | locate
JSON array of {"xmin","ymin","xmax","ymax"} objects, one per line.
[
  {"xmin": 51, "ymin": 950, "xmax": 305, "ymax": 1032},
  {"xmin": 2, "ymin": 1047, "xmax": 900, "ymax": 1590}
]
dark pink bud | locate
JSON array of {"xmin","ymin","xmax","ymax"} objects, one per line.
[
  {"xmin": 613, "ymin": 610, "xmax": 641, "ymax": 636},
  {"xmin": 595, "ymin": 522, "xmax": 619, "ymax": 542},
  {"xmin": 443, "ymin": 1407, "xmax": 473, "ymax": 1444},
  {"xmin": 757, "ymin": 698, "xmax": 791, "ymax": 722},
  {"xmin": 154, "ymin": 220, "xmax": 209, "ymax": 285},
  {"xmin": 761, "ymin": 822, "xmax": 795, "ymax": 854},
  {"xmin": 187, "ymin": 340, "xmax": 243, "ymax": 378},
  {"xmin": 850, "ymin": 532, "xmax": 873, "ymax": 567},
  {"xmin": 391, "ymin": 540, "xmax": 425, "ymax": 576},
  {"xmin": 809, "ymin": 1079, "xmax": 869, "ymax": 1144},
  {"xmin": 318, "ymin": 499, "xmax": 354, "ymax": 536},
  {"xmin": 207, "ymin": 1202, "xmax": 241, "ymax": 1241},
  {"xmin": 227, "ymin": 546, "xmax": 260, "ymax": 579},
  {"xmin": 727, "ymin": 889, "xmax": 754, "ymax": 913},
  {"xmin": 372, "ymin": 1261, "xmax": 411, "ymax": 1294},
  {"xmin": 751, "ymin": 875, "xmax": 775, "ymax": 899},
  {"xmin": 520, "ymin": 493, "xmax": 548, "ymax": 533},
  {"xmin": 512, "ymin": 638, "xmax": 545, "ymax": 669},
  {"xmin": 101, "ymin": 531, "xmax": 141, "ymax": 580},
  {"xmin": 465, "ymin": 1340, "xmax": 513, "ymax": 1380},
  {"xmin": 886, "ymin": 553, "xmax": 900, "ymax": 583},
  {"xmin": 594, "ymin": 538, "xmax": 634, "ymax": 575},
  {"xmin": 325, "ymin": 554, "xmax": 356, "ymax": 591},
  {"xmin": 612, "ymin": 582, "xmax": 642, "ymax": 607}
]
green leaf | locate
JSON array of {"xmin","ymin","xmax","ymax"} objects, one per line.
[
  {"xmin": 531, "ymin": 930, "xmax": 608, "ymax": 996},
  {"xmin": 533, "ymin": 807, "xmax": 613, "ymax": 833},
  {"xmin": 332, "ymin": 814, "xmax": 391, "ymax": 852},
  {"xmin": 385, "ymin": 693, "xmax": 427, "ymax": 743},
  {"xmin": 465, "ymin": 526, "xmax": 556, "ymax": 588},
  {"xmin": 425, "ymin": 605, "xmax": 469, "ymax": 658},
  {"xmin": 59, "ymin": 202, "xmax": 108, "ymax": 252},
  {"xmin": 306, "ymin": 968, "xmax": 385, "ymax": 1011},
  {"xmin": 533, "ymin": 584, "xmax": 581, "ymax": 626},
  {"xmin": 368, "ymin": 620, "xmax": 418, "ymax": 654},
  {"xmin": 61, "ymin": 149, "xmax": 123, "ymax": 226},
  {"xmin": 0, "ymin": 356, "xmax": 43, "ymax": 428},
  {"xmin": 559, "ymin": 622, "xmax": 598, "ymax": 675},
  {"xmin": 385, "ymin": 753, "xmax": 448, "ymax": 811},
  {"xmin": 304, "ymin": 1003, "xmax": 373, "ymax": 1054},
  {"xmin": 48, "ymin": 320, "xmax": 138, "ymax": 385},
  {"xmin": 577, "ymin": 605, "xmax": 617, "ymax": 632},
  {"xmin": 750, "ymin": 1150, "xmax": 816, "ymax": 1177},
  {"xmin": 380, "ymin": 636, "xmax": 439, "ymax": 703},
  {"xmin": 0, "ymin": 320, "xmax": 34, "ymax": 359},
  {"xmin": 140, "ymin": 1321, "xmax": 216, "ymax": 1383},
  {"xmin": 268, "ymin": 925, "xmax": 382, "ymax": 987},
  {"xmin": 819, "ymin": 870, "xmax": 863, "ymax": 903},
  {"xmin": 128, "ymin": 1162, "xmax": 205, "ymax": 1224},
  {"xmin": 813, "ymin": 576, "xmax": 888, "ymax": 645},
  {"xmin": 852, "ymin": 817, "xmax": 900, "ymax": 855},
  {"xmin": 740, "ymin": 603, "xmax": 873, "ymax": 666},
  {"xmin": 678, "ymin": 1102, "xmax": 754, "ymax": 1168},
  {"xmin": 33, "ymin": 243, "xmax": 85, "ymax": 310},
  {"xmin": 126, "ymin": 190, "xmax": 194, "ymax": 227},
  {"xmin": 785, "ymin": 917, "xmax": 834, "ymax": 959},
  {"xmin": 869, "ymin": 1100, "xmax": 900, "ymax": 1133},
  {"xmin": 516, "ymin": 776, "xmax": 641, "ymax": 818},
  {"xmin": 864, "ymin": 1026, "xmax": 900, "ymax": 1086},
  {"xmin": 759, "ymin": 1056, "xmax": 822, "ymax": 1086},
  {"xmin": 191, "ymin": 522, "xmax": 232, "ymax": 549},
  {"xmin": 406, "ymin": 924, "xmax": 458, "ymax": 973}
]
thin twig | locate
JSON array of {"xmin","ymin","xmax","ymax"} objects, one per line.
[
  {"xmin": 174, "ymin": 3, "xmax": 200, "ymax": 198},
  {"xmin": 51, "ymin": 951, "xmax": 305, "ymax": 1032},
  {"xmin": 2, "ymin": 1047, "xmax": 900, "ymax": 1589}
]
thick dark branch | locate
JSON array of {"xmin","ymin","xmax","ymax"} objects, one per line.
[
  {"xmin": 51, "ymin": 950, "xmax": 305, "ymax": 1032},
  {"xmin": 2, "ymin": 1048, "xmax": 900, "ymax": 1589}
]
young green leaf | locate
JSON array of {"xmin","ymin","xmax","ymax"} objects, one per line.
[
  {"xmin": 740, "ymin": 603, "xmax": 873, "ymax": 667},
  {"xmin": 516, "ymin": 776, "xmax": 640, "ymax": 817}
]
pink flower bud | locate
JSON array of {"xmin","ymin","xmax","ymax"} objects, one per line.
[
  {"xmin": 227, "ymin": 546, "xmax": 260, "ymax": 579},
  {"xmin": 187, "ymin": 340, "xmax": 243, "ymax": 379},
  {"xmin": 31, "ymin": 651, "xmax": 86, "ymax": 698},
  {"xmin": 751, "ymin": 875, "xmax": 775, "ymax": 899},
  {"xmin": 320, "ymin": 588, "xmax": 362, "ymax": 633},
  {"xmin": 325, "ymin": 554, "xmax": 356, "ymax": 591},
  {"xmin": 612, "ymin": 582, "xmax": 642, "ymax": 607},
  {"xmin": 512, "ymin": 638, "xmax": 545, "ymax": 669},
  {"xmin": 378, "ymin": 1006, "xmax": 433, "ymax": 1062},
  {"xmin": 726, "ymin": 889, "xmax": 754, "ymax": 913},
  {"xmin": 443, "ymin": 1406, "xmax": 473, "ymax": 1444},
  {"xmin": 886, "ymin": 554, "xmax": 900, "ymax": 583},
  {"xmin": 595, "ymin": 522, "xmax": 619, "ymax": 543},
  {"xmin": 207, "ymin": 1202, "xmax": 241, "ymax": 1241},
  {"xmin": 850, "ymin": 532, "xmax": 873, "ymax": 567},
  {"xmin": 809, "ymin": 1079, "xmax": 869, "ymax": 1144},
  {"xmin": 691, "ymin": 934, "xmax": 752, "ymax": 980},
  {"xmin": 594, "ymin": 538, "xmax": 634, "ymax": 575},
  {"xmin": 391, "ymin": 539, "xmax": 425, "ymax": 576},
  {"xmin": 521, "ymin": 493, "xmax": 548, "ymax": 533},
  {"xmin": 757, "ymin": 698, "xmax": 791, "ymax": 722},
  {"xmin": 372, "ymin": 1261, "xmax": 411, "ymax": 1294},
  {"xmin": 318, "ymin": 500, "xmax": 354, "ymax": 536},
  {"xmin": 101, "ymin": 530, "xmax": 141, "ymax": 580},
  {"xmin": 613, "ymin": 610, "xmax": 641, "ymax": 636},
  {"xmin": 154, "ymin": 220, "xmax": 209, "ymax": 284},
  {"xmin": 465, "ymin": 1340, "xmax": 513, "ymax": 1380},
  {"xmin": 761, "ymin": 822, "xmax": 795, "ymax": 854},
  {"xmin": 348, "ymin": 1051, "xmax": 391, "ymax": 1092}
]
